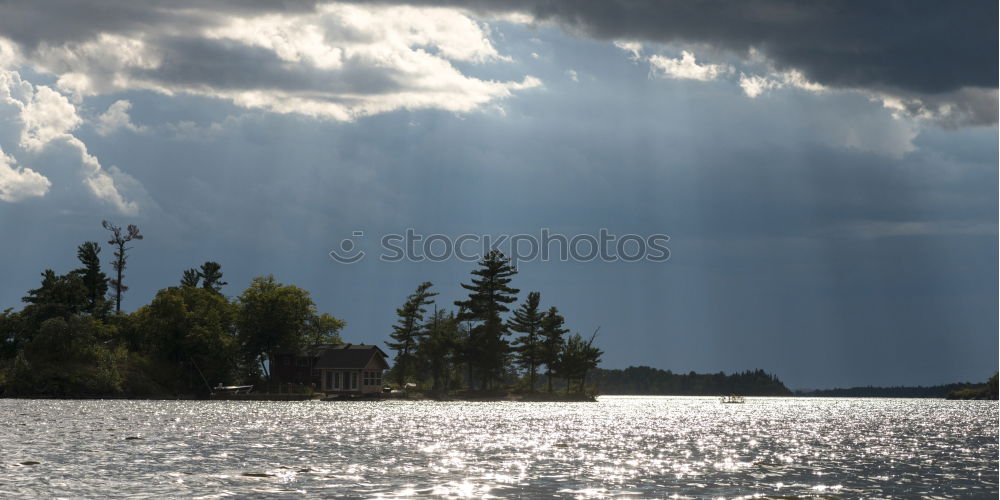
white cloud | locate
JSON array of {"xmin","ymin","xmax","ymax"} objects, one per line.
[
  {"xmin": 0, "ymin": 70, "xmax": 140, "ymax": 212},
  {"xmin": 873, "ymin": 88, "xmax": 999, "ymax": 128},
  {"xmin": 566, "ymin": 69, "xmax": 578, "ymax": 82},
  {"xmin": 19, "ymin": 85, "xmax": 82, "ymax": 151},
  {"xmin": 613, "ymin": 41, "xmax": 643, "ymax": 62},
  {"xmin": 31, "ymin": 33, "xmax": 160, "ymax": 100},
  {"xmin": 74, "ymin": 141, "xmax": 138, "ymax": 215},
  {"xmin": 739, "ymin": 69, "xmax": 826, "ymax": 98},
  {"xmin": 3, "ymin": 4, "xmax": 538, "ymax": 123},
  {"xmin": 95, "ymin": 99, "xmax": 145, "ymax": 136},
  {"xmin": 0, "ymin": 38, "xmax": 19, "ymax": 68},
  {"xmin": 739, "ymin": 73, "xmax": 781, "ymax": 98},
  {"xmin": 648, "ymin": 51, "xmax": 731, "ymax": 81},
  {"xmin": 0, "ymin": 146, "xmax": 49, "ymax": 202}
]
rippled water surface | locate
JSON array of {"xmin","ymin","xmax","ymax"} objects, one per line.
[{"xmin": 0, "ymin": 397, "xmax": 996, "ymax": 498}]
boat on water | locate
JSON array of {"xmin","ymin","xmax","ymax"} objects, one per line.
[
  {"xmin": 720, "ymin": 394, "xmax": 745, "ymax": 404},
  {"xmin": 212, "ymin": 384, "xmax": 253, "ymax": 395}
]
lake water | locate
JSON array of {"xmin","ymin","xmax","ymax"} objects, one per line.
[{"xmin": 0, "ymin": 396, "xmax": 996, "ymax": 498}]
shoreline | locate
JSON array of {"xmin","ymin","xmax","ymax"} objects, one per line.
[
  {"xmin": 0, "ymin": 391, "xmax": 598, "ymax": 402},
  {"xmin": 4, "ymin": 393, "xmax": 996, "ymax": 402}
]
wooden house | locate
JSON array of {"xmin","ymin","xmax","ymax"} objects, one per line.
[{"xmin": 272, "ymin": 344, "xmax": 389, "ymax": 395}]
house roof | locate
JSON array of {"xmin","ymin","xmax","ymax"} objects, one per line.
[{"xmin": 313, "ymin": 344, "xmax": 389, "ymax": 370}]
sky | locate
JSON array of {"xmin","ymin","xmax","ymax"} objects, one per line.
[{"xmin": 0, "ymin": 1, "xmax": 996, "ymax": 389}]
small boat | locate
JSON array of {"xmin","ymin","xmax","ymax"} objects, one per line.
[
  {"xmin": 720, "ymin": 394, "xmax": 745, "ymax": 404},
  {"xmin": 213, "ymin": 384, "xmax": 254, "ymax": 395}
]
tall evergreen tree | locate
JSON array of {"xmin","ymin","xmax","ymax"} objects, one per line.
[
  {"xmin": 539, "ymin": 306, "xmax": 568, "ymax": 393},
  {"xmin": 199, "ymin": 261, "xmax": 227, "ymax": 293},
  {"xmin": 509, "ymin": 291, "xmax": 543, "ymax": 392},
  {"xmin": 22, "ymin": 270, "xmax": 89, "ymax": 324},
  {"xmin": 102, "ymin": 220, "xmax": 143, "ymax": 313},
  {"xmin": 454, "ymin": 250, "xmax": 519, "ymax": 389},
  {"xmin": 180, "ymin": 269, "xmax": 201, "ymax": 287},
  {"xmin": 73, "ymin": 241, "xmax": 110, "ymax": 318},
  {"xmin": 386, "ymin": 281, "xmax": 437, "ymax": 386},
  {"xmin": 418, "ymin": 308, "xmax": 460, "ymax": 391}
]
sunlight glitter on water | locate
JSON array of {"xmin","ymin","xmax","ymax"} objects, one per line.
[{"xmin": 0, "ymin": 396, "xmax": 996, "ymax": 498}]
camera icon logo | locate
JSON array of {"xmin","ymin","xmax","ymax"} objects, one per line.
[{"xmin": 329, "ymin": 231, "xmax": 366, "ymax": 264}]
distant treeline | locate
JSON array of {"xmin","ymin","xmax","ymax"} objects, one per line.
[
  {"xmin": 945, "ymin": 374, "xmax": 998, "ymax": 400},
  {"xmin": 795, "ymin": 375, "xmax": 998, "ymax": 399},
  {"xmin": 588, "ymin": 366, "xmax": 792, "ymax": 396}
]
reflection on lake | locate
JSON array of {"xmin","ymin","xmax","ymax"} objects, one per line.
[{"xmin": 0, "ymin": 397, "xmax": 996, "ymax": 497}]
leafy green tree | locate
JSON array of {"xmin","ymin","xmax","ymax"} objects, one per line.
[
  {"xmin": 307, "ymin": 312, "xmax": 346, "ymax": 345},
  {"xmin": 386, "ymin": 282, "xmax": 437, "ymax": 386},
  {"xmin": 199, "ymin": 261, "xmax": 227, "ymax": 293},
  {"xmin": 102, "ymin": 220, "xmax": 143, "ymax": 313},
  {"xmin": 556, "ymin": 331, "xmax": 603, "ymax": 393},
  {"xmin": 509, "ymin": 291, "xmax": 543, "ymax": 392},
  {"xmin": 539, "ymin": 306, "xmax": 568, "ymax": 393},
  {"xmin": 455, "ymin": 250, "xmax": 519, "ymax": 390},
  {"xmin": 6, "ymin": 315, "xmax": 126, "ymax": 396},
  {"xmin": 0, "ymin": 308, "xmax": 27, "ymax": 360},
  {"xmin": 236, "ymin": 275, "xmax": 322, "ymax": 381},
  {"xmin": 73, "ymin": 241, "xmax": 110, "ymax": 318},
  {"xmin": 180, "ymin": 268, "xmax": 200, "ymax": 287},
  {"xmin": 135, "ymin": 286, "xmax": 240, "ymax": 392}
]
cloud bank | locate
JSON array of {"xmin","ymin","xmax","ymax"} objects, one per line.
[
  {"xmin": 0, "ymin": 2, "xmax": 539, "ymax": 121},
  {"xmin": 0, "ymin": 1, "xmax": 547, "ymax": 210},
  {"xmin": 354, "ymin": 0, "xmax": 999, "ymax": 126},
  {"xmin": 0, "ymin": 70, "xmax": 139, "ymax": 213}
]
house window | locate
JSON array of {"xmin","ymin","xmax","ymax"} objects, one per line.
[
  {"xmin": 296, "ymin": 357, "xmax": 310, "ymax": 367},
  {"xmin": 363, "ymin": 371, "xmax": 382, "ymax": 386},
  {"xmin": 325, "ymin": 371, "xmax": 333, "ymax": 390},
  {"xmin": 281, "ymin": 356, "xmax": 291, "ymax": 366}
]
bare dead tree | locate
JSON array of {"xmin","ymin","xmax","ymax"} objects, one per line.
[{"xmin": 102, "ymin": 220, "xmax": 143, "ymax": 313}]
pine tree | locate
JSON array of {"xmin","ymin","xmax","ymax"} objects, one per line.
[
  {"xmin": 102, "ymin": 220, "xmax": 143, "ymax": 313},
  {"xmin": 539, "ymin": 306, "xmax": 568, "ymax": 392},
  {"xmin": 454, "ymin": 250, "xmax": 519, "ymax": 389},
  {"xmin": 386, "ymin": 282, "xmax": 437, "ymax": 386},
  {"xmin": 180, "ymin": 269, "xmax": 200, "ymax": 287},
  {"xmin": 199, "ymin": 261, "xmax": 227, "ymax": 293},
  {"xmin": 509, "ymin": 291, "xmax": 543, "ymax": 392},
  {"xmin": 73, "ymin": 241, "xmax": 110, "ymax": 318},
  {"xmin": 419, "ymin": 308, "xmax": 460, "ymax": 391},
  {"xmin": 557, "ymin": 331, "xmax": 603, "ymax": 393}
]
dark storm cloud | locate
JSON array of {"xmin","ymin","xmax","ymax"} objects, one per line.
[
  {"xmin": 142, "ymin": 37, "xmax": 404, "ymax": 95},
  {"xmin": 0, "ymin": 1, "xmax": 320, "ymax": 47},
  {"xmin": 4, "ymin": 0, "xmax": 993, "ymax": 95},
  {"xmin": 353, "ymin": 0, "xmax": 998, "ymax": 94},
  {"xmin": 0, "ymin": 1, "xmax": 992, "ymax": 124}
]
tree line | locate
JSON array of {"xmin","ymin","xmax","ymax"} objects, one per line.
[
  {"xmin": 587, "ymin": 366, "xmax": 792, "ymax": 396},
  {"xmin": 385, "ymin": 250, "xmax": 603, "ymax": 394},
  {"xmin": 796, "ymin": 374, "xmax": 999, "ymax": 399},
  {"xmin": 0, "ymin": 221, "xmax": 344, "ymax": 397}
]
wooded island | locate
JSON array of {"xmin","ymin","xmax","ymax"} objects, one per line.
[{"xmin": 0, "ymin": 222, "xmax": 799, "ymax": 399}]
